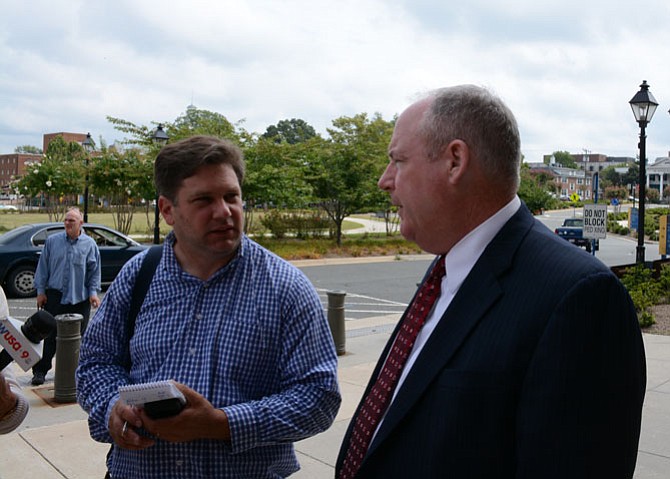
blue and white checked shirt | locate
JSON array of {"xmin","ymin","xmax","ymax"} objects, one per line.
[
  {"xmin": 35, "ymin": 230, "xmax": 101, "ymax": 304},
  {"xmin": 77, "ymin": 233, "xmax": 341, "ymax": 478}
]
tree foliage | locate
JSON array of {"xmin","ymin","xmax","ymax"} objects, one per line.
[
  {"xmin": 13, "ymin": 136, "xmax": 86, "ymax": 221},
  {"xmin": 262, "ymin": 118, "xmax": 317, "ymax": 144},
  {"xmin": 307, "ymin": 113, "xmax": 394, "ymax": 245},
  {"xmin": 13, "ymin": 107, "xmax": 399, "ymax": 243},
  {"xmin": 89, "ymin": 148, "xmax": 153, "ymax": 234},
  {"xmin": 14, "ymin": 145, "xmax": 43, "ymax": 154},
  {"xmin": 166, "ymin": 105, "xmax": 239, "ymax": 143},
  {"xmin": 551, "ymin": 150, "xmax": 577, "ymax": 169},
  {"xmin": 518, "ymin": 163, "xmax": 556, "ymax": 213}
]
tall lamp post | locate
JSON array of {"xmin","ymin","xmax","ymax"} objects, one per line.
[
  {"xmin": 152, "ymin": 124, "xmax": 169, "ymax": 244},
  {"xmin": 629, "ymin": 80, "xmax": 658, "ymax": 264},
  {"xmin": 82, "ymin": 133, "xmax": 94, "ymax": 223}
]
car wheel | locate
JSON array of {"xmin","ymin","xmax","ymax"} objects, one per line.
[{"xmin": 6, "ymin": 265, "xmax": 37, "ymax": 298}]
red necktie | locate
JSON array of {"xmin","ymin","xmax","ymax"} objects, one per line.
[{"xmin": 339, "ymin": 255, "xmax": 446, "ymax": 479}]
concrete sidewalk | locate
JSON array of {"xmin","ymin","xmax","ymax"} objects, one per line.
[{"xmin": 1, "ymin": 315, "xmax": 669, "ymax": 478}]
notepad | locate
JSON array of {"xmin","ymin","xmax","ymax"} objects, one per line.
[{"xmin": 119, "ymin": 380, "xmax": 185, "ymax": 405}]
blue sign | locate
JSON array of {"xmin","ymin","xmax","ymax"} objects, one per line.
[
  {"xmin": 611, "ymin": 198, "xmax": 619, "ymax": 206},
  {"xmin": 630, "ymin": 207, "xmax": 639, "ymax": 231}
]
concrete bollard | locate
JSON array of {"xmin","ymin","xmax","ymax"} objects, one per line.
[
  {"xmin": 327, "ymin": 290, "xmax": 346, "ymax": 356},
  {"xmin": 54, "ymin": 313, "xmax": 83, "ymax": 403}
]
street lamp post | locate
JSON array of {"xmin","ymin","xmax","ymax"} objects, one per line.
[
  {"xmin": 82, "ymin": 133, "xmax": 94, "ymax": 223},
  {"xmin": 629, "ymin": 80, "xmax": 659, "ymax": 264},
  {"xmin": 151, "ymin": 124, "xmax": 169, "ymax": 244}
]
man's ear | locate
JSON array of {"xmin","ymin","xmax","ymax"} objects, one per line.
[
  {"xmin": 158, "ymin": 196, "xmax": 175, "ymax": 226},
  {"xmin": 445, "ymin": 139, "xmax": 470, "ymax": 184}
]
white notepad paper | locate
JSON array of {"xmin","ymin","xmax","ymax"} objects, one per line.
[{"xmin": 119, "ymin": 380, "xmax": 186, "ymax": 407}]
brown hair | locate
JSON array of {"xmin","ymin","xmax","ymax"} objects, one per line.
[{"xmin": 154, "ymin": 135, "xmax": 245, "ymax": 202}]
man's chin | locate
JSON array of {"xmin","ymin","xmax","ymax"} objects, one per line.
[
  {"xmin": 399, "ymin": 222, "xmax": 413, "ymax": 242},
  {"xmin": 208, "ymin": 235, "xmax": 241, "ymax": 253}
]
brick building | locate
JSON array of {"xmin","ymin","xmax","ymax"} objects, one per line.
[
  {"xmin": 0, "ymin": 133, "xmax": 89, "ymax": 193},
  {"xmin": 42, "ymin": 132, "xmax": 88, "ymax": 152},
  {"xmin": 0, "ymin": 153, "xmax": 43, "ymax": 192}
]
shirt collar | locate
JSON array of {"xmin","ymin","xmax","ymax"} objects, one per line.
[{"xmin": 444, "ymin": 196, "xmax": 521, "ymax": 294}]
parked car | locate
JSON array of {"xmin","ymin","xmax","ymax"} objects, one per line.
[
  {"xmin": 0, "ymin": 223, "xmax": 147, "ymax": 298},
  {"xmin": 554, "ymin": 217, "xmax": 598, "ymax": 253}
]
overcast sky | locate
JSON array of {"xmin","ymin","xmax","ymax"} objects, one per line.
[{"xmin": 2, "ymin": 0, "xmax": 669, "ymax": 163}]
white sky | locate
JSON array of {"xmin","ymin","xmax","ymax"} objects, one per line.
[{"xmin": 1, "ymin": 0, "xmax": 669, "ymax": 163}]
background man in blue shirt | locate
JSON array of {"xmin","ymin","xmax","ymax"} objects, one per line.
[
  {"xmin": 77, "ymin": 136, "xmax": 341, "ymax": 478},
  {"xmin": 31, "ymin": 207, "xmax": 101, "ymax": 386}
]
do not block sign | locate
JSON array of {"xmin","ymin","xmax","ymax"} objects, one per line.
[{"xmin": 583, "ymin": 204, "xmax": 608, "ymax": 239}]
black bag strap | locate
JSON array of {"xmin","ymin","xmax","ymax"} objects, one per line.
[
  {"xmin": 106, "ymin": 245, "xmax": 163, "ymax": 475},
  {"xmin": 127, "ymin": 245, "xmax": 163, "ymax": 344}
]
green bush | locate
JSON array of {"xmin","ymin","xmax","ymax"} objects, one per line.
[
  {"xmin": 621, "ymin": 264, "xmax": 659, "ymax": 328},
  {"xmin": 260, "ymin": 210, "xmax": 330, "ymax": 239}
]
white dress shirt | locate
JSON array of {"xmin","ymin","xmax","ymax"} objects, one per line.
[{"xmin": 391, "ymin": 196, "xmax": 522, "ymax": 404}]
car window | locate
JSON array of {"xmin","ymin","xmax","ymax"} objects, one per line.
[
  {"xmin": 85, "ymin": 227, "xmax": 129, "ymax": 247},
  {"xmin": 32, "ymin": 227, "xmax": 65, "ymax": 247}
]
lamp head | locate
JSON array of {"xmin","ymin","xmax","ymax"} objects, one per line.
[{"xmin": 629, "ymin": 80, "xmax": 658, "ymax": 126}]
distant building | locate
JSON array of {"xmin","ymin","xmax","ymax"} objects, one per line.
[
  {"xmin": 1, "ymin": 132, "xmax": 89, "ymax": 192},
  {"xmin": 42, "ymin": 132, "xmax": 88, "ymax": 152},
  {"xmin": 0, "ymin": 153, "xmax": 43, "ymax": 192},
  {"xmin": 648, "ymin": 152, "xmax": 670, "ymax": 199},
  {"xmin": 535, "ymin": 152, "xmax": 636, "ymax": 201}
]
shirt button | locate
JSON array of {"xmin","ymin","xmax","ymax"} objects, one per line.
[{"xmin": 195, "ymin": 313, "xmax": 203, "ymax": 320}]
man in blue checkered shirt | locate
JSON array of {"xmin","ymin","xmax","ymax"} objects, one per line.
[{"xmin": 77, "ymin": 135, "xmax": 341, "ymax": 478}]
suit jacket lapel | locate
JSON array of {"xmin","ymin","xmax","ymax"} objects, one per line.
[{"xmin": 366, "ymin": 205, "xmax": 535, "ymax": 457}]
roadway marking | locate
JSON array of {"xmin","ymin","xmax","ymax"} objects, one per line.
[{"xmin": 316, "ymin": 289, "xmax": 408, "ymax": 320}]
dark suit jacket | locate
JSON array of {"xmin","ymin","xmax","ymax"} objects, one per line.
[{"xmin": 336, "ymin": 205, "xmax": 646, "ymax": 479}]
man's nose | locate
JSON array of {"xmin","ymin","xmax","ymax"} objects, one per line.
[
  {"xmin": 378, "ymin": 164, "xmax": 394, "ymax": 191},
  {"xmin": 213, "ymin": 198, "xmax": 232, "ymax": 217}
]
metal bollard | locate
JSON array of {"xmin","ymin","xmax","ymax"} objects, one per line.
[
  {"xmin": 54, "ymin": 313, "xmax": 83, "ymax": 403},
  {"xmin": 327, "ymin": 290, "xmax": 346, "ymax": 356}
]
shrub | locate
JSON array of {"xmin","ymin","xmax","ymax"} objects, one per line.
[{"xmin": 621, "ymin": 264, "xmax": 658, "ymax": 328}]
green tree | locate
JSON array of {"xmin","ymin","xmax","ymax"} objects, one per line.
[
  {"xmin": 14, "ymin": 145, "xmax": 43, "ymax": 154},
  {"xmin": 89, "ymin": 148, "xmax": 153, "ymax": 235},
  {"xmin": 600, "ymin": 165, "xmax": 623, "ymax": 189},
  {"xmin": 262, "ymin": 118, "xmax": 317, "ymax": 144},
  {"xmin": 12, "ymin": 136, "xmax": 85, "ymax": 221},
  {"xmin": 621, "ymin": 164, "xmax": 639, "ymax": 188},
  {"xmin": 604, "ymin": 186, "xmax": 628, "ymax": 201},
  {"xmin": 307, "ymin": 113, "xmax": 394, "ymax": 245},
  {"xmin": 518, "ymin": 164, "xmax": 555, "ymax": 213},
  {"xmin": 551, "ymin": 151, "xmax": 577, "ymax": 169},
  {"xmin": 166, "ymin": 105, "xmax": 240, "ymax": 143},
  {"xmin": 242, "ymin": 137, "xmax": 313, "ymax": 233},
  {"xmin": 646, "ymin": 187, "xmax": 660, "ymax": 203}
]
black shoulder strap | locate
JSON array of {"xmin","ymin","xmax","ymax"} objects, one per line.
[{"xmin": 127, "ymin": 245, "xmax": 163, "ymax": 338}]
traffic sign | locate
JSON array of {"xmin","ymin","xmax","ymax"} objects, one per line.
[
  {"xmin": 570, "ymin": 193, "xmax": 580, "ymax": 203},
  {"xmin": 583, "ymin": 204, "xmax": 607, "ymax": 239}
]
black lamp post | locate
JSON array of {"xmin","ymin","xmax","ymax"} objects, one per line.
[
  {"xmin": 151, "ymin": 124, "xmax": 169, "ymax": 244},
  {"xmin": 82, "ymin": 133, "xmax": 94, "ymax": 223},
  {"xmin": 629, "ymin": 80, "xmax": 659, "ymax": 264}
]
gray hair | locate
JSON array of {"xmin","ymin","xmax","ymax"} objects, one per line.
[{"xmin": 420, "ymin": 85, "xmax": 521, "ymax": 192}]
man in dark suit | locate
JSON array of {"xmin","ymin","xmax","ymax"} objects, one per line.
[{"xmin": 336, "ymin": 85, "xmax": 646, "ymax": 478}]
